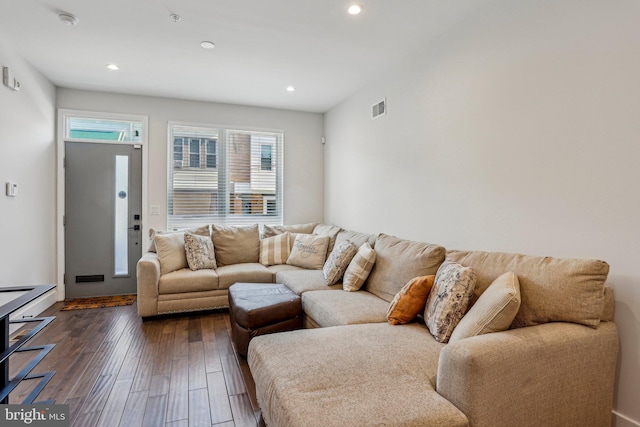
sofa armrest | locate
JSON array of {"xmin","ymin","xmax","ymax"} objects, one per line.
[
  {"xmin": 137, "ymin": 252, "xmax": 161, "ymax": 317},
  {"xmin": 437, "ymin": 321, "xmax": 618, "ymax": 427}
]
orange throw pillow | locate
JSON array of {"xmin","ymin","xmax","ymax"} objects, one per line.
[{"xmin": 387, "ymin": 275, "xmax": 436, "ymax": 325}]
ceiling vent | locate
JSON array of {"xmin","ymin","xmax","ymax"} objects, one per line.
[{"xmin": 372, "ymin": 98, "xmax": 386, "ymax": 119}]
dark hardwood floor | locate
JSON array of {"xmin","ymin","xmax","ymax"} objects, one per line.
[{"xmin": 8, "ymin": 301, "xmax": 264, "ymax": 427}]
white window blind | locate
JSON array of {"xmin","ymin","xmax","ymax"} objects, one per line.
[{"xmin": 168, "ymin": 124, "xmax": 283, "ymax": 230}]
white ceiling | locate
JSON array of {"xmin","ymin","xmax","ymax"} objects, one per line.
[{"xmin": 0, "ymin": 0, "xmax": 487, "ymax": 113}]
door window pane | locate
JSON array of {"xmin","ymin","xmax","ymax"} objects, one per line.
[{"xmin": 114, "ymin": 155, "xmax": 129, "ymax": 276}]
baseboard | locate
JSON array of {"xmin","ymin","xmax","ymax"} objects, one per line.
[
  {"xmin": 9, "ymin": 289, "xmax": 58, "ymax": 334},
  {"xmin": 613, "ymin": 411, "xmax": 640, "ymax": 427}
]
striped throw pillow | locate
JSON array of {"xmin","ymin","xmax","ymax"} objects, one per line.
[
  {"xmin": 342, "ymin": 243, "xmax": 376, "ymax": 291},
  {"xmin": 260, "ymin": 232, "xmax": 291, "ymax": 266}
]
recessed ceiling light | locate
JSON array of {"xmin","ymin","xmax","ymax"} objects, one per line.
[
  {"xmin": 347, "ymin": 5, "xmax": 363, "ymax": 15},
  {"xmin": 200, "ymin": 41, "xmax": 216, "ymax": 49},
  {"xmin": 106, "ymin": 64, "xmax": 120, "ymax": 71},
  {"xmin": 286, "ymin": 86, "xmax": 295, "ymax": 92},
  {"xmin": 58, "ymin": 13, "xmax": 79, "ymax": 26}
]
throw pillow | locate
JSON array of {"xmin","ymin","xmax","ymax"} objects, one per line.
[
  {"xmin": 425, "ymin": 261, "xmax": 477, "ymax": 343},
  {"xmin": 323, "ymin": 240, "xmax": 358, "ymax": 285},
  {"xmin": 387, "ymin": 275, "xmax": 436, "ymax": 325},
  {"xmin": 342, "ymin": 243, "xmax": 376, "ymax": 292},
  {"xmin": 449, "ymin": 272, "xmax": 521, "ymax": 342},
  {"xmin": 260, "ymin": 232, "xmax": 291, "ymax": 266},
  {"xmin": 155, "ymin": 232, "xmax": 188, "ymax": 275},
  {"xmin": 211, "ymin": 224, "xmax": 260, "ymax": 266},
  {"xmin": 184, "ymin": 232, "xmax": 217, "ymax": 271},
  {"xmin": 286, "ymin": 234, "xmax": 330, "ymax": 270}
]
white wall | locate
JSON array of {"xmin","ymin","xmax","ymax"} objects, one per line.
[
  {"xmin": 324, "ymin": 1, "xmax": 640, "ymax": 425},
  {"xmin": 56, "ymin": 88, "xmax": 325, "ymax": 232},
  {"xmin": 0, "ymin": 42, "xmax": 56, "ymax": 287}
]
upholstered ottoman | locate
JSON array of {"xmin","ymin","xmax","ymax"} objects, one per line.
[{"xmin": 228, "ymin": 282, "xmax": 302, "ymax": 356}]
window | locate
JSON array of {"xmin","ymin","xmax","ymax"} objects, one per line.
[
  {"xmin": 173, "ymin": 138, "xmax": 184, "ymax": 168},
  {"xmin": 189, "ymin": 139, "xmax": 201, "ymax": 168},
  {"xmin": 66, "ymin": 117, "xmax": 143, "ymax": 142},
  {"xmin": 206, "ymin": 140, "xmax": 217, "ymax": 169},
  {"xmin": 261, "ymin": 145, "xmax": 272, "ymax": 171},
  {"xmin": 168, "ymin": 124, "xmax": 283, "ymax": 230}
]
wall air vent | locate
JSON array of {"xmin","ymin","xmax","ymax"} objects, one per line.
[{"xmin": 372, "ymin": 98, "xmax": 387, "ymax": 119}]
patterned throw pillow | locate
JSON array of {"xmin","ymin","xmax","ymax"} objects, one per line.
[
  {"xmin": 425, "ymin": 261, "xmax": 477, "ymax": 343},
  {"xmin": 184, "ymin": 232, "xmax": 217, "ymax": 271},
  {"xmin": 260, "ymin": 232, "xmax": 291, "ymax": 266},
  {"xmin": 323, "ymin": 240, "xmax": 358, "ymax": 285},
  {"xmin": 387, "ymin": 275, "xmax": 436, "ymax": 325},
  {"xmin": 449, "ymin": 272, "xmax": 521, "ymax": 342},
  {"xmin": 342, "ymin": 243, "xmax": 376, "ymax": 292},
  {"xmin": 286, "ymin": 234, "xmax": 331, "ymax": 270}
]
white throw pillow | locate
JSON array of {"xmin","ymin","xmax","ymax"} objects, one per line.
[
  {"xmin": 449, "ymin": 272, "xmax": 521, "ymax": 342},
  {"xmin": 342, "ymin": 243, "xmax": 376, "ymax": 292},
  {"xmin": 155, "ymin": 232, "xmax": 188, "ymax": 275},
  {"xmin": 286, "ymin": 234, "xmax": 330, "ymax": 270}
]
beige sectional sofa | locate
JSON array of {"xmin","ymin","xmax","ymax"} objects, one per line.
[{"xmin": 136, "ymin": 223, "xmax": 619, "ymax": 427}]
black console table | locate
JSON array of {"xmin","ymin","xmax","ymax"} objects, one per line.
[{"xmin": 0, "ymin": 284, "xmax": 56, "ymax": 404}]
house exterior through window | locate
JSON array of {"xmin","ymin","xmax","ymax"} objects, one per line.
[{"xmin": 167, "ymin": 124, "xmax": 283, "ymax": 230}]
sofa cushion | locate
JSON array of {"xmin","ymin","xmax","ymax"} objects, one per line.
[
  {"xmin": 158, "ymin": 268, "xmax": 219, "ymax": 294},
  {"xmin": 449, "ymin": 272, "xmax": 521, "ymax": 342},
  {"xmin": 266, "ymin": 264, "xmax": 306, "ymax": 276},
  {"xmin": 275, "ymin": 270, "xmax": 341, "ymax": 295},
  {"xmin": 262, "ymin": 223, "xmax": 317, "ymax": 238},
  {"xmin": 446, "ymin": 250, "xmax": 609, "ymax": 328},
  {"xmin": 154, "ymin": 232, "xmax": 188, "ymax": 275},
  {"xmin": 184, "ymin": 232, "xmax": 217, "ymax": 270},
  {"xmin": 312, "ymin": 224, "xmax": 342, "ymax": 256},
  {"xmin": 287, "ymin": 234, "xmax": 330, "ymax": 270},
  {"xmin": 342, "ymin": 243, "xmax": 376, "ymax": 292},
  {"xmin": 211, "ymin": 224, "xmax": 260, "ymax": 266},
  {"xmin": 323, "ymin": 240, "xmax": 357, "ymax": 285},
  {"xmin": 387, "ymin": 275, "xmax": 435, "ymax": 325},
  {"xmin": 425, "ymin": 261, "xmax": 476, "ymax": 343},
  {"xmin": 259, "ymin": 232, "xmax": 291, "ymax": 266},
  {"xmin": 334, "ymin": 229, "xmax": 377, "ymax": 250},
  {"xmin": 366, "ymin": 234, "xmax": 446, "ymax": 302},
  {"xmin": 148, "ymin": 225, "xmax": 209, "ymax": 253},
  {"xmin": 216, "ymin": 263, "xmax": 273, "ymax": 289},
  {"xmin": 248, "ymin": 322, "xmax": 468, "ymax": 427},
  {"xmin": 302, "ymin": 290, "xmax": 389, "ymax": 327}
]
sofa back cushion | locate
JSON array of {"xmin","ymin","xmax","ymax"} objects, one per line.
[
  {"xmin": 148, "ymin": 225, "xmax": 210, "ymax": 253},
  {"xmin": 446, "ymin": 250, "xmax": 609, "ymax": 328},
  {"xmin": 211, "ymin": 224, "xmax": 260, "ymax": 266},
  {"xmin": 313, "ymin": 224, "xmax": 342, "ymax": 256},
  {"xmin": 365, "ymin": 234, "xmax": 446, "ymax": 302},
  {"xmin": 334, "ymin": 229, "xmax": 377, "ymax": 251},
  {"xmin": 262, "ymin": 223, "xmax": 318, "ymax": 239}
]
